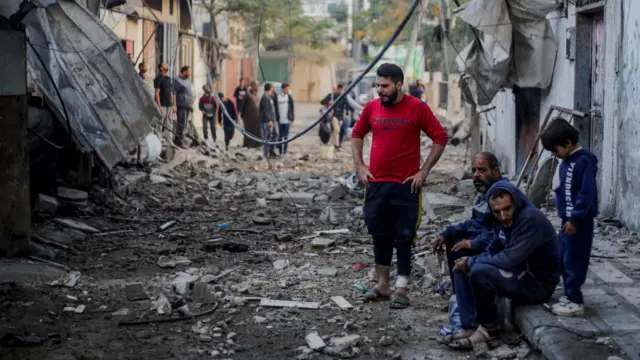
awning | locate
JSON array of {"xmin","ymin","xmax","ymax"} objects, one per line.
[
  {"xmin": 17, "ymin": 0, "xmax": 157, "ymax": 170},
  {"xmin": 455, "ymin": 0, "xmax": 562, "ymax": 105}
]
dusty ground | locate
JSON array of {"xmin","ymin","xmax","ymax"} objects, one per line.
[{"xmin": 0, "ymin": 103, "xmax": 544, "ymax": 360}]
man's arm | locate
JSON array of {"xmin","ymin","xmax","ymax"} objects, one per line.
[
  {"xmin": 155, "ymin": 89, "xmax": 161, "ymax": 108},
  {"xmin": 350, "ymin": 104, "xmax": 372, "ymax": 168},
  {"xmin": 417, "ymin": 102, "xmax": 448, "ymax": 176},
  {"xmin": 472, "ymin": 220, "xmax": 544, "ymax": 270},
  {"xmin": 289, "ymin": 95, "xmax": 295, "ymax": 120}
]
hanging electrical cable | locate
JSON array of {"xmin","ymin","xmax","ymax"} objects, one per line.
[{"xmin": 185, "ymin": 0, "xmax": 422, "ymax": 146}]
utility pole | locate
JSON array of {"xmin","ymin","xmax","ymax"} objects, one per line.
[
  {"xmin": 0, "ymin": 21, "xmax": 30, "ymax": 256},
  {"xmin": 353, "ymin": 0, "xmax": 362, "ymax": 64},
  {"xmin": 439, "ymin": 0, "xmax": 449, "ymax": 81},
  {"xmin": 404, "ymin": 0, "xmax": 422, "ymax": 83}
]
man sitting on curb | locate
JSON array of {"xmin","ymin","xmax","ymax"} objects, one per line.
[
  {"xmin": 443, "ymin": 180, "xmax": 560, "ymax": 350},
  {"xmin": 431, "ymin": 152, "xmax": 505, "ymax": 288}
]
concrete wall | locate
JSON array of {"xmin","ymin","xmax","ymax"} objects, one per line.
[
  {"xmin": 482, "ymin": 90, "xmax": 517, "ymax": 175},
  {"xmin": 613, "ymin": 0, "xmax": 640, "ymax": 228},
  {"xmin": 289, "ymin": 58, "xmax": 335, "ymax": 103}
]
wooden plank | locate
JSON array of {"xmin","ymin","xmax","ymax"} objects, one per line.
[
  {"xmin": 259, "ymin": 299, "xmax": 320, "ymax": 309},
  {"xmin": 331, "ymin": 296, "xmax": 354, "ymax": 309}
]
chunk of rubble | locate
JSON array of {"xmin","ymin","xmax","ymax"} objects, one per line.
[
  {"xmin": 326, "ymin": 184, "xmax": 349, "ymax": 201},
  {"xmin": 35, "ymin": 194, "xmax": 59, "ymax": 215},
  {"xmin": 311, "ymin": 237, "xmax": 335, "ymax": 249},
  {"xmin": 253, "ymin": 216, "xmax": 271, "ymax": 225},
  {"xmin": 124, "ymin": 283, "xmax": 148, "ymax": 301},
  {"xmin": 151, "ymin": 295, "xmax": 172, "ymax": 315},
  {"xmin": 56, "ymin": 187, "xmax": 89, "ymax": 205},
  {"xmin": 149, "ymin": 175, "xmax": 168, "ymax": 184},
  {"xmin": 319, "ymin": 206, "xmax": 337, "ymax": 223},
  {"xmin": 318, "ymin": 268, "xmax": 338, "ymax": 277},
  {"xmin": 305, "ymin": 332, "xmax": 326, "ymax": 351},
  {"xmin": 324, "ymin": 334, "xmax": 361, "ymax": 355},
  {"xmin": 193, "ymin": 194, "xmax": 209, "ymax": 205},
  {"xmin": 157, "ymin": 255, "xmax": 191, "ymax": 268},
  {"xmin": 255, "ymin": 198, "xmax": 267, "ymax": 208},
  {"xmin": 273, "ymin": 259, "xmax": 290, "ymax": 270},
  {"xmin": 49, "ymin": 270, "xmax": 81, "ymax": 288},
  {"xmin": 259, "ymin": 299, "xmax": 320, "ymax": 309},
  {"xmin": 54, "ymin": 218, "xmax": 99, "ymax": 233}
]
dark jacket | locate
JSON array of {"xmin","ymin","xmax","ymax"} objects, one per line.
[
  {"xmin": 273, "ymin": 92, "xmax": 295, "ymax": 122},
  {"xmin": 469, "ymin": 180, "xmax": 560, "ymax": 285},
  {"xmin": 440, "ymin": 178, "xmax": 508, "ymax": 251},
  {"xmin": 218, "ymin": 98, "xmax": 237, "ymax": 127},
  {"xmin": 321, "ymin": 92, "xmax": 352, "ymax": 120},
  {"xmin": 554, "ymin": 149, "xmax": 599, "ymax": 224},
  {"xmin": 198, "ymin": 94, "xmax": 216, "ymax": 118},
  {"xmin": 259, "ymin": 94, "xmax": 276, "ymax": 124}
]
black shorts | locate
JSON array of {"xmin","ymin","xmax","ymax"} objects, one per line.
[{"xmin": 363, "ymin": 182, "xmax": 422, "ymax": 244}]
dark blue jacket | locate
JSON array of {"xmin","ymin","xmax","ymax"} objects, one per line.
[
  {"xmin": 440, "ymin": 179, "xmax": 508, "ymax": 251},
  {"xmin": 554, "ymin": 149, "xmax": 599, "ymax": 224},
  {"xmin": 470, "ymin": 180, "xmax": 560, "ymax": 285}
]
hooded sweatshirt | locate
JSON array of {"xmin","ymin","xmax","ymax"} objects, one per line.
[
  {"xmin": 554, "ymin": 148, "xmax": 599, "ymax": 224},
  {"xmin": 469, "ymin": 180, "xmax": 560, "ymax": 285},
  {"xmin": 440, "ymin": 177, "xmax": 508, "ymax": 252}
]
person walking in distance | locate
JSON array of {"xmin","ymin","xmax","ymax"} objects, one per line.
[
  {"xmin": 241, "ymin": 80, "xmax": 262, "ymax": 149},
  {"xmin": 260, "ymin": 83, "xmax": 278, "ymax": 157},
  {"xmin": 153, "ymin": 62, "xmax": 175, "ymax": 147},
  {"xmin": 351, "ymin": 63, "xmax": 448, "ymax": 309},
  {"xmin": 234, "ymin": 78, "xmax": 248, "ymax": 117},
  {"xmin": 199, "ymin": 85, "xmax": 217, "ymax": 145},
  {"xmin": 172, "ymin": 65, "xmax": 195, "ymax": 149},
  {"xmin": 217, "ymin": 92, "xmax": 237, "ymax": 151},
  {"xmin": 321, "ymin": 84, "xmax": 352, "ymax": 150},
  {"xmin": 274, "ymin": 83, "xmax": 295, "ymax": 155}
]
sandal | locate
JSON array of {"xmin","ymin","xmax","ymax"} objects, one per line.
[
  {"xmin": 448, "ymin": 337, "xmax": 474, "ymax": 350},
  {"xmin": 437, "ymin": 335, "xmax": 455, "ymax": 345},
  {"xmin": 360, "ymin": 287, "xmax": 391, "ymax": 302},
  {"xmin": 448, "ymin": 326, "xmax": 501, "ymax": 351},
  {"xmin": 390, "ymin": 291, "xmax": 410, "ymax": 309}
]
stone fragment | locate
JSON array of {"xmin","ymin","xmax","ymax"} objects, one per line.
[
  {"xmin": 319, "ymin": 206, "xmax": 337, "ymax": 223},
  {"xmin": 318, "ymin": 268, "xmax": 338, "ymax": 277},
  {"xmin": 254, "ymin": 315, "xmax": 267, "ymax": 323},
  {"xmin": 208, "ymin": 180, "xmax": 222, "ymax": 189},
  {"xmin": 311, "ymin": 237, "xmax": 335, "ymax": 249},
  {"xmin": 35, "ymin": 194, "xmax": 59, "ymax": 215},
  {"xmin": 313, "ymin": 194, "xmax": 329, "ymax": 202},
  {"xmin": 273, "ymin": 259, "xmax": 290, "ymax": 270},
  {"xmin": 149, "ymin": 175, "xmax": 168, "ymax": 184},
  {"xmin": 378, "ymin": 335, "xmax": 393, "ymax": 347},
  {"xmin": 193, "ymin": 194, "xmax": 209, "ymax": 205},
  {"xmin": 112, "ymin": 308, "xmax": 130, "ymax": 316},
  {"xmin": 124, "ymin": 283, "xmax": 148, "ymax": 301},
  {"xmin": 267, "ymin": 193, "xmax": 283, "ymax": 200},
  {"xmin": 284, "ymin": 192, "xmax": 315, "ymax": 204},
  {"xmin": 253, "ymin": 216, "xmax": 271, "ymax": 225},
  {"xmin": 152, "ymin": 295, "xmax": 172, "ymax": 315},
  {"xmin": 57, "ymin": 187, "xmax": 88, "ymax": 203},
  {"xmin": 193, "ymin": 282, "xmax": 216, "ymax": 304},
  {"xmin": 327, "ymin": 184, "xmax": 349, "ymax": 201},
  {"xmin": 274, "ymin": 232, "xmax": 293, "ymax": 242},
  {"xmin": 326, "ymin": 334, "xmax": 361, "ymax": 353},
  {"xmin": 54, "ymin": 218, "xmax": 99, "ymax": 233},
  {"xmin": 157, "ymin": 255, "xmax": 191, "ymax": 268},
  {"xmin": 255, "ymin": 198, "xmax": 267, "ymax": 208},
  {"xmin": 305, "ymin": 332, "xmax": 326, "ymax": 350}
]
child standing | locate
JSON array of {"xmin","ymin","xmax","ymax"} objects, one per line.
[
  {"xmin": 540, "ymin": 118, "xmax": 598, "ymax": 317},
  {"xmin": 199, "ymin": 85, "xmax": 217, "ymax": 144}
]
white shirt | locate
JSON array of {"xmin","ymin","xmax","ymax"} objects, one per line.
[{"xmin": 277, "ymin": 92, "xmax": 290, "ymax": 124}]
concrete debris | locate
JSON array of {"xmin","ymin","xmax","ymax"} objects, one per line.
[
  {"xmin": 305, "ymin": 332, "xmax": 326, "ymax": 350},
  {"xmin": 253, "ymin": 216, "xmax": 271, "ymax": 225},
  {"xmin": 255, "ymin": 198, "xmax": 267, "ymax": 208},
  {"xmin": 324, "ymin": 334, "xmax": 361, "ymax": 355},
  {"xmin": 267, "ymin": 193, "xmax": 283, "ymax": 201},
  {"xmin": 49, "ymin": 271, "xmax": 81, "ymax": 288},
  {"xmin": 54, "ymin": 218, "xmax": 99, "ymax": 233},
  {"xmin": 284, "ymin": 192, "xmax": 315, "ymax": 204},
  {"xmin": 112, "ymin": 308, "xmax": 130, "ymax": 316},
  {"xmin": 149, "ymin": 175, "xmax": 168, "ymax": 184},
  {"xmin": 449, "ymin": 179, "xmax": 476, "ymax": 197},
  {"xmin": 34, "ymin": 194, "xmax": 59, "ymax": 215},
  {"xmin": 489, "ymin": 345, "xmax": 518, "ymax": 359},
  {"xmin": 274, "ymin": 232, "xmax": 293, "ymax": 242},
  {"xmin": 63, "ymin": 304, "xmax": 85, "ymax": 314},
  {"xmin": 124, "ymin": 282, "xmax": 148, "ymax": 301},
  {"xmin": 259, "ymin": 299, "xmax": 320, "ymax": 309},
  {"xmin": 56, "ymin": 187, "xmax": 89, "ymax": 205},
  {"xmin": 273, "ymin": 259, "xmax": 290, "ymax": 270},
  {"xmin": 378, "ymin": 335, "xmax": 393, "ymax": 347},
  {"xmin": 152, "ymin": 295, "xmax": 172, "ymax": 315},
  {"xmin": 313, "ymin": 194, "xmax": 330, "ymax": 202},
  {"xmin": 311, "ymin": 237, "xmax": 336, "ymax": 249},
  {"xmin": 326, "ymin": 184, "xmax": 349, "ymax": 201},
  {"xmin": 331, "ymin": 296, "xmax": 353, "ymax": 309},
  {"xmin": 317, "ymin": 267, "xmax": 338, "ymax": 277},
  {"xmin": 157, "ymin": 255, "xmax": 192, "ymax": 268},
  {"xmin": 193, "ymin": 194, "xmax": 209, "ymax": 205},
  {"xmin": 254, "ymin": 315, "xmax": 268, "ymax": 323},
  {"xmin": 319, "ymin": 206, "xmax": 337, "ymax": 223}
]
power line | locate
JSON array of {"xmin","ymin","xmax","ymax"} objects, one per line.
[{"xmin": 185, "ymin": 0, "xmax": 423, "ymax": 146}]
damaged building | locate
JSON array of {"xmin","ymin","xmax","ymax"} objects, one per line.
[{"xmin": 456, "ymin": 0, "xmax": 640, "ymax": 230}]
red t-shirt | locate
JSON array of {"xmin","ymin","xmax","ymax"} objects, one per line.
[{"xmin": 351, "ymin": 95, "xmax": 448, "ymax": 183}]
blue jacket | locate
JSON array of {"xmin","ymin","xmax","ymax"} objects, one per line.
[
  {"xmin": 440, "ymin": 179, "xmax": 508, "ymax": 251},
  {"xmin": 554, "ymin": 149, "xmax": 599, "ymax": 224},
  {"xmin": 469, "ymin": 180, "xmax": 560, "ymax": 285}
]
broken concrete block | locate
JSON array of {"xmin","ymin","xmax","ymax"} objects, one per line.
[
  {"xmin": 311, "ymin": 237, "xmax": 335, "ymax": 249},
  {"xmin": 255, "ymin": 198, "xmax": 267, "ymax": 208},
  {"xmin": 305, "ymin": 332, "xmax": 326, "ymax": 350},
  {"xmin": 326, "ymin": 334, "xmax": 361, "ymax": 353},
  {"xmin": 284, "ymin": 192, "xmax": 315, "ymax": 204},
  {"xmin": 313, "ymin": 194, "xmax": 330, "ymax": 202},
  {"xmin": 331, "ymin": 296, "xmax": 353, "ymax": 309},
  {"xmin": 152, "ymin": 295, "xmax": 172, "ymax": 315},
  {"xmin": 149, "ymin": 175, "xmax": 168, "ymax": 184},
  {"xmin": 254, "ymin": 315, "xmax": 267, "ymax": 323},
  {"xmin": 319, "ymin": 206, "xmax": 337, "ymax": 223},
  {"xmin": 124, "ymin": 283, "xmax": 148, "ymax": 301},
  {"xmin": 57, "ymin": 187, "xmax": 88, "ymax": 203},
  {"xmin": 253, "ymin": 216, "xmax": 271, "ymax": 225},
  {"xmin": 267, "ymin": 193, "xmax": 283, "ymax": 201},
  {"xmin": 327, "ymin": 184, "xmax": 349, "ymax": 201},
  {"xmin": 35, "ymin": 194, "xmax": 59, "ymax": 215},
  {"xmin": 274, "ymin": 232, "xmax": 293, "ymax": 242},
  {"xmin": 318, "ymin": 268, "xmax": 338, "ymax": 277},
  {"xmin": 208, "ymin": 180, "xmax": 222, "ymax": 190},
  {"xmin": 193, "ymin": 194, "xmax": 209, "ymax": 205},
  {"xmin": 273, "ymin": 259, "xmax": 290, "ymax": 270},
  {"xmin": 192, "ymin": 282, "xmax": 216, "ymax": 304},
  {"xmin": 157, "ymin": 255, "xmax": 191, "ymax": 268}
]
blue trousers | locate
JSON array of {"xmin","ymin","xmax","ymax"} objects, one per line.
[
  {"xmin": 446, "ymin": 238, "xmax": 481, "ymax": 291},
  {"xmin": 278, "ymin": 123, "xmax": 291, "ymax": 154},
  {"xmin": 363, "ymin": 182, "xmax": 421, "ymax": 277},
  {"xmin": 339, "ymin": 118, "xmax": 350, "ymax": 146},
  {"xmin": 560, "ymin": 219, "xmax": 594, "ymax": 304},
  {"xmin": 454, "ymin": 263, "xmax": 556, "ymax": 330}
]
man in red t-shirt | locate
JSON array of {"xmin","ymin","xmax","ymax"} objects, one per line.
[{"xmin": 351, "ymin": 63, "xmax": 448, "ymax": 309}]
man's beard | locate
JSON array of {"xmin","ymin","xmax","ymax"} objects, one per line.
[
  {"xmin": 380, "ymin": 89, "xmax": 398, "ymax": 107},
  {"xmin": 473, "ymin": 180, "xmax": 488, "ymax": 193}
]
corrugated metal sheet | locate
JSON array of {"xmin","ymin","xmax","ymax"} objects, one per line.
[{"xmin": 23, "ymin": 0, "xmax": 157, "ymax": 170}]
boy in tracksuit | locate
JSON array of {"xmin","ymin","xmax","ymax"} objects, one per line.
[
  {"xmin": 541, "ymin": 118, "xmax": 598, "ymax": 317},
  {"xmin": 199, "ymin": 85, "xmax": 217, "ymax": 143}
]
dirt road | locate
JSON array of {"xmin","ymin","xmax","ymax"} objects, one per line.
[{"xmin": 0, "ymin": 103, "xmax": 537, "ymax": 360}]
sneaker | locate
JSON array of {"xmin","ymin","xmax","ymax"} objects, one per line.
[{"xmin": 551, "ymin": 301, "xmax": 584, "ymax": 317}]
